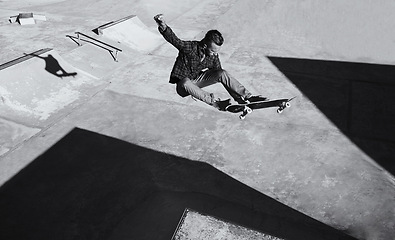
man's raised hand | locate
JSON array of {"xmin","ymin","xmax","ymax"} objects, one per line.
[
  {"xmin": 154, "ymin": 14, "xmax": 167, "ymax": 31},
  {"xmin": 154, "ymin": 14, "xmax": 165, "ymax": 25}
]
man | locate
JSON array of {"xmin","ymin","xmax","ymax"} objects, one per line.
[{"xmin": 154, "ymin": 14, "xmax": 266, "ymax": 111}]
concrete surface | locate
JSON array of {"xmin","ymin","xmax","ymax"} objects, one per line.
[
  {"xmin": 0, "ymin": 127, "xmax": 357, "ymax": 240},
  {"xmin": 0, "ymin": 0, "xmax": 394, "ymax": 239},
  {"xmin": 172, "ymin": 209, "xmax": 284, "ymax": 239},
  {"xmin": 0, "ymin": 48, "xmax": 100, "ymax": 123},
  {"xmin": 96, "ymin": 15, "xmax": 163, "ymax": 53}
]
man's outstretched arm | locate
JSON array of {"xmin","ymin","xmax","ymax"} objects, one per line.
[{"xmin": 154, "ymin": 14, "xmax": 192, "ymax": 52}]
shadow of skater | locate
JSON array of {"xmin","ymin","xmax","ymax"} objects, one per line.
[{"xmin": 25, "ymin": 53, "xmax": 77, "ymax": 78}]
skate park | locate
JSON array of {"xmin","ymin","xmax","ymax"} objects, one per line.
[{"xmin": 0, "ymin": 0, "xmax": 394, "ymax": 239}]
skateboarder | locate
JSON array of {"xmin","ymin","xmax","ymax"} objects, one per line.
[{"xmin": 154, "ymin": 14, "xmax": 266, "ymax": 111}]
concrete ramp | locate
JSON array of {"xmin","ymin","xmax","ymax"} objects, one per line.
[
  {"xmin": 0, "ymin": 48, "xmax": 100, "ymax": 125},
  {"xmin": 93, "ymin": 15, "xmax": 164, "ymax": 53}
]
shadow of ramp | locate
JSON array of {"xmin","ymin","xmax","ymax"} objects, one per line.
[
  {"xmin": 0, "ymin": 128, "xmax": 356, "ymax": 240},
  {"xmin": 268, "ymin": 56, "xmax": 395, "ymax": 175}
]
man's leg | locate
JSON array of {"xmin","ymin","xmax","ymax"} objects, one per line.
[
  {"xmin": 175, "ymin": 69, "xmax": 264, "ymax": 109},
  {"xmin": 176, "ymin": 77, "xmax": 216, "ymax": 105},
  {"xmin": 195, "ymin": 69, "xmax": 252, "ymax": 103},
  {"xmin": 176, "ymin": 75, "xmax": 231, "ymax": 110}
]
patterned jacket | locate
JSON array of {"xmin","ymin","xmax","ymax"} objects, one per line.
[{"xmin": 159, "ymin": 26, "xmax": 222, "ymax": 83}]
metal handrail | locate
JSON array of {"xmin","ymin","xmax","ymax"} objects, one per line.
[{"xmin": 73, "ymin": 32, "xmax": 122, "ymax": 62}]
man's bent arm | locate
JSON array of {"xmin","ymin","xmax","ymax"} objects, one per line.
[
  {"xmin": 154, "ymin": 15, "xmax": 191, "ymax": 52},
  {"xmin": 213, "ymin": 55, "xmax": 222, "ymax": 70},
  {"xmin": 159, "ymin": 26, "xmax": 192, "ymax": 52}
]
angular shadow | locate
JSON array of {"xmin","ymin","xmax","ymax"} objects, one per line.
[
  {"xmin": 268, "ymin": 56, "xmax": 395, "ymax": 175},
  {"xmin": 0, "ymin": 128, "xmax": 356, "ymax": 240},
  {"xmin": 25, "ymin": 53, "xmax": 77, "ymax": 78}
]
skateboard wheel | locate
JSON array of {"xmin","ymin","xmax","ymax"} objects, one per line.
[
  {"xmin": 246, "ymin": 107, "xmax": 252, "ymax": 114},
  {"xmin": 239, "ymin": 115, "xmax": 246, "ymax": 120},
  {"xmin": 285, "ymin": 102, "xmax": 291, "ymax": 108},
  {"xmin": 277, "ymin": 108, "xmax": 283, "ymax": 114}
]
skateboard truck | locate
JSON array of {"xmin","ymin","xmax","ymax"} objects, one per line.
[
  {"xmin": 276, "ymin": 101, "xmax": 291, "ymax": 114},
  {"xmin": 239, "ymin": 106, "xmax": 253, "ymax": 120}
]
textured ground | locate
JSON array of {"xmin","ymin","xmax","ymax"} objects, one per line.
[{"xmin": 0, "ymin": 0, "xmax": 394, "ymax": 239}]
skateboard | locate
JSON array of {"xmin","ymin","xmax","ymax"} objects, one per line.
[{"xmin": 225, "ymin": 97, "xmax": 296, "ymax": 120}]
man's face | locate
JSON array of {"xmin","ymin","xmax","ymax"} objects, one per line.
[{"xmin": 205, "ymin": 41, "xmax": 221, "ymax": 56}]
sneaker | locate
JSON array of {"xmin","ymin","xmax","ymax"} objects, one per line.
[
  {"xmin": 212, "ymin": 98, "xmax": 231, "ymax": 111},
  {"xmin": 244, "ymin": 95, "xmax": 268, "ymax": 103},
  {"xmin": 234, "ymin": 96, "xmax": 248, "ymax": 104}
]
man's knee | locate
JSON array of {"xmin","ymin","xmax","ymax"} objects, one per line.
[
  {"xmin": 213, "ymin": 68, "xmax": 226, "ymax": 76},
  {"xmin": 213, "ymin": 69, "xmax": 232, "ymax": 84},
  {"xmin": 219, "ymin": 69, "xmax": 228, "ymax": 75},
  {"xmin": 176, "ymin": 78, "xmax": 190, "ymax": 97},
  {"xmin": 205, "ymin": 69, "xmax": 227, "ymax": 81}
]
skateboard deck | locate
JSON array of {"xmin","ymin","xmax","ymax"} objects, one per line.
[{"xmin": 226, "ymin": 97, "xmax": 296, "ymax": 119}]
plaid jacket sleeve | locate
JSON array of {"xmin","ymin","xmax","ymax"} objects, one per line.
[{"xmin": 159, "ymin": 26, "xmax": 193, "ymax": 52}]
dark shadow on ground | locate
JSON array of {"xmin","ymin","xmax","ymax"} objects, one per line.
[
  {"xmin": 268, "ymin": 56, "xmax": 395, "ymax": 175},
  {"xmin": 0, "ymin": 128, "xmax": 357, "ymax": 240},
  {"xmin": 25, "ymin": 52, "xmax": 77, "ymax": 78}
]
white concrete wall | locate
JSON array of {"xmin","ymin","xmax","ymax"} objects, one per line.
[{"xmin": 215, "ymin": 0, "xmax": 395, "ymax": 65}]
